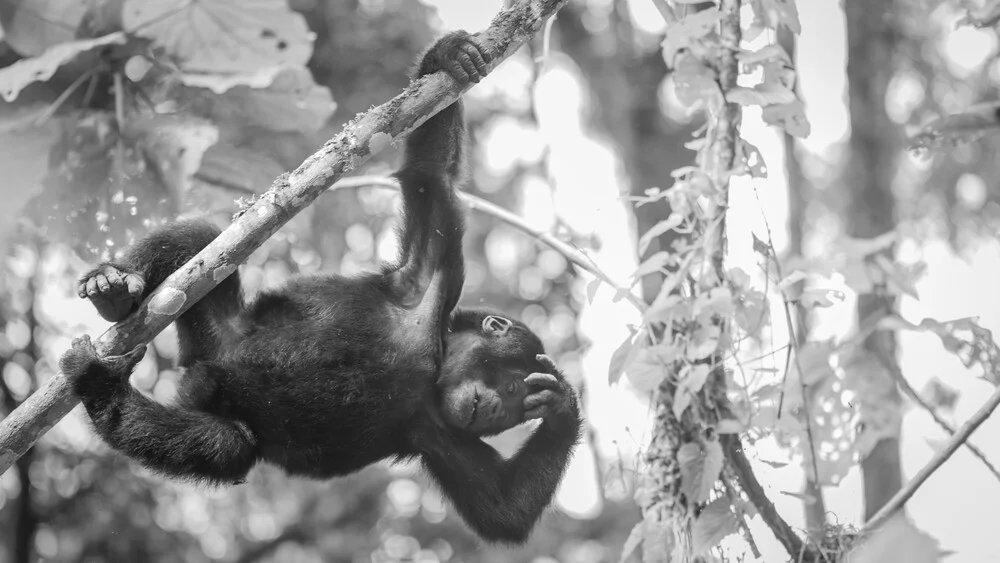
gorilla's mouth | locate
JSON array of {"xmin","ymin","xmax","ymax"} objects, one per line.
[{"xmin": 469, "ymin": 390, "xmax": 480, "ymax": 426}]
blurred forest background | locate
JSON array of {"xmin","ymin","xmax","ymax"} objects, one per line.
[{"xmin": 1, "ymin": 0, "xmax": 1000, "ymax": 562}]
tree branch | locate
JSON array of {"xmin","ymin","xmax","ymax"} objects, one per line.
[
  {"xmin": 333, "ymin": 176, "xmax": 643, "ymax": 310},
  {"xmin": 861, "ymin": 383, "xmax": 1000, "ymax": 533},
  {"xmin": 0, "ymin": 0, "xmax": 571, "ymax": 476}
]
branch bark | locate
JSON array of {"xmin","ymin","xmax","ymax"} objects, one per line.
[{"xmin": 0, "ymin": 0, "xmax": 571, "ymax": 476}]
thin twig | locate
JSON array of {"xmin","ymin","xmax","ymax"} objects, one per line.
[
  {"xmin": 873, "ymin": 348, "xmax": 1000, "ymax": 482},
  {"xmin": 331, "ymin": 176, "xmax": 645, "ymax": 311},
  {"xmin": 861, "ymin": 384, "xmax": 1000, "ymax": 533}
]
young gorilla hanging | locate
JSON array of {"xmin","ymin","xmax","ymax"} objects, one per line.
[{"xmin": 59, "ymin": 31, "xmax": 582, "ymax": 544}]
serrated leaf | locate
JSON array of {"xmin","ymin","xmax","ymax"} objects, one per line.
[
  {"xmin": 0, "ymin": 33, "xmax": 126, "ymax": 102},
  {"xmin": 678, "ymin": 439, "xmax": 724, "ymax": 504},
  {"xmin": 638, "ymin": 214, "xmax": 683, "ymax": 256},
  {"xmin": 123, "ymin": 0, "xmax": 313, "ymax": 74},
  {"xmin": 692, "ymin": 498, "xmax": 740, "ymax": 555}
]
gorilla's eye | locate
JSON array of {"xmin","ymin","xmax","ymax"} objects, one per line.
[
  {"xmin": 506, "ymin": 380, "xmax": 518, "ymax": 394},
  {"xmin": 482, "ymin": 315, "xmax": 512, "ymax": 335}
]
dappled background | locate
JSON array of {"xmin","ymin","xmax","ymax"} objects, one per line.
[{"xmin": 3, "ymin": 0, "xmax": 1000, "ymax": 562}]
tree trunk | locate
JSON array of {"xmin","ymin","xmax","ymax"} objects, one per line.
[{"xmin": 844, "ymin": 0, "xmax": 904, "ymax": 520}]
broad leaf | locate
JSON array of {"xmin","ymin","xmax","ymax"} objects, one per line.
[
  {"xmin": 0, "ymin": 33, "xmax": 126, "ymax": 102},
  {"xmin": 692, "ymin": 499, "xmax": 740, "ymax": 555},
  {"xmin": 0, "ymin": 0, "xmax": 90, "ymax": 56},
  {"xmin": 123, "ymin": 0, "xmax": 313, "ymax": 75},
  {"xmin": 678, "ymin": 439, "xmax": 724, "ymax": 504}
]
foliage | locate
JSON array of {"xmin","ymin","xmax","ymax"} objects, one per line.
[
  {"xmin": 606, "ymin": 1, "xmax": 1000, "ymax": 562},
  {"xmin": 0, "ymin": 0, "xmax": 334, "ymax": 257}
]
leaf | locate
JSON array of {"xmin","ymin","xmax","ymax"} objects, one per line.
[
  {"xmin": 619, "ymin": 522, "xmax": 643, "ymax": 563},
  {"xmin": 909, "ymin": 101, "xmax": 1000, "ymax": 150},
  {"xmin": 638, "ymin": 214, "xmax": 683, "ymax": 256},
  {"xmin": 641, "ymin": 517, "xmax": 672, "ymax": 563},
  {"xmin": 738, "ymin": 44, "xmax": 791, "ymax": 66},
  {"xmin": 586, "ymin": 278, "xmax": 601, "ymax": 304},
  {"xmin": 761, "ymin": 0, "xmax": 801, "ymax": 34},
  {"xmin": 126, "ymin": 115, "xmax": 220, "ymax": 197},
  {"xmin": 762, "ymin": 101, "xmax": 811, "ymax": 138},
  {"xmin": 627, "ymin": 350, "xmax": 667, "ymax": 393},
  {"xmin": 123, "ymin": 0, "xmax": 313, "ymax": 75},
  {"xmin": 779, "ymin": 490, "xmax": 818, "ymax": 504},
  {"xmin": 838, "ymin": 231, "xmax": 897, "ymax": 259},
  {"xmin": 204, "ymin": 67, "xmax": 337, "ymax": 132},
  {"xmin": 678, "ymin": 439, "xmax": 724, "ymax": 504},
  {"xmin": 959, "ymin": 0, "xmax": 1000, "ymax": 28},
  {"xmin": 843, "ymin": 515, "xmax": 938, "ymax": 563},
  {"xmin": 758, "ymin": 459, "xmax": 789, "ymax": 469},
  {"xmin": 673, "ymin": 386, "xmax": 692, "ymax": 420},
  {"xmin": 692, "ymin": 498, "xmax": 740, "ymax": 555},
  {"xmin": 609, "ymin": 329, "xmax": 639, "ymax": 385},
  {"xmin": 739, "ymin": 139, "xmax": 768, "ymax": 178},
  {"xmin": 734, "ymin": 287, "xmax": 768, "ymax": 335},
  {"xmin": 0, "ymin": 33, "xmax": 127, "ymax": 102},
  {"xmin": 694, "ymin": 287, "xmax": 734, "ymax": 317},
  {"xmin": 727, "ymin": 83, "xmax": 797, "ymax": 107},
  {"xmin": 675, "ymin": 364, "xmax": 710, "ymax": 419},
  {"xmin": 0, "ymin": 0, "xmax": 90, "ymax": 56},
  {"xmin": 793, "ymin": 341, "xmax": 837, "ymax": 386},
  {"xmin": 800, "ymin": 288, "xmax": 846, "ymax": 309},
  {"xmin": 715, "ymin": 419, "xmax": 745, "ymax": 434},
  {"xmin": 661, "ymin": 9, "xmax": 723, "ymax": 63},
  {"xmin": 196, "ymin": 145, "xmax": 286, "ymax": 195},
  {"xmin": 673, "ymin": 54, "xmax": 720, "ymax": 108},
  {"xmin": 873, "ymin": 254, "xmax": 922, "ymax": 299},
  {"xmin": 632, "ymin": 251, "xmax": 671, "ymax": 281},
  {"xmin": 687, "ymin": 323, "xmax": 721, "ymax": 361}
]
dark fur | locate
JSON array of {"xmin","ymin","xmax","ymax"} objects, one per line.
[{"xmin": 61, "ymin": 31, "xmax": 582, "ymax": 544}]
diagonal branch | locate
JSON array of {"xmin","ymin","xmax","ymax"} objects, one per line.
[{"xmin": 0, "ymin": 0, "xmax": 571, "ymax": 476}]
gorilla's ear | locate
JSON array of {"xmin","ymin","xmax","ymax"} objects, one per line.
[{"xmin": 482, "ymin": 315, "xmax": 512, "ymax": 336}]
